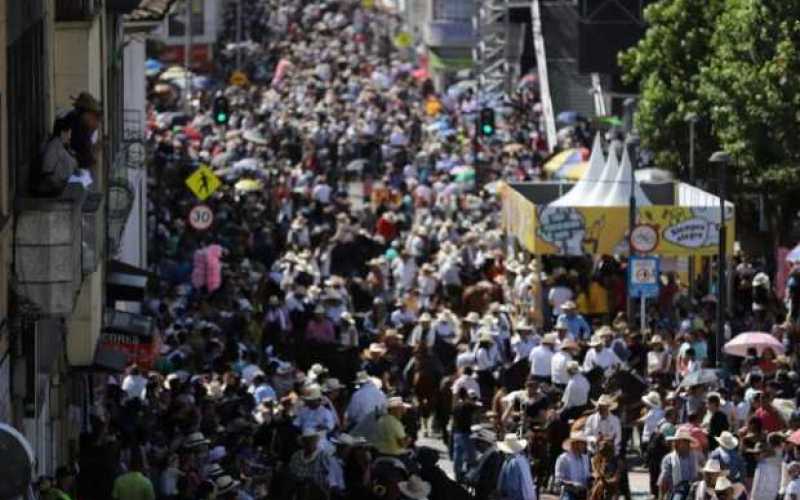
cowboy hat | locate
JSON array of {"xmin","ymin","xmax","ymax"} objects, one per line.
[
  {"xmin": 591, "ymin": 394, "xmax": 619, "ymax": 410},
  {"xmin": 648, "ymin": 335, "xmax": 664, "ymax": 345},
  {"xmin": 588, "ymin": 336, "xmax": 604, "ymax": 347},
  {"xmin": 667, "ymin": 429, "xmax": 698, "ymax": 445},
  {"xmin": 323, "ymin": 378, "xmax": 345, "ymax": 392},
  {"xmin": 560, "ymin": 339, "xmax": 579, "ymax": 352},
  {"xmin": 298, "ymin": 428, "xmax": 323, "ymax": 442},
  {"xmin": 387, "ymin": 397, "xmax": 412, "ymax": 410},
  {"xmin": 471, "ymin": 428, "xmax": 497, "ymax": 444},
  {"xmin": 515, "ymin": 320, "xmax": 534, "ymax": 331},
  {"xmin": 183, "ymin": 432, "xmax": 211, "ymax": 449},
  {"xmin": 398, "ymin": 475, "xmax": 432, "ymax": 500},
  {"xmin": 215, "ymin": 475, "xmax": 241, "ymax": 495},
  {"xmin": 702, "ymin": 459, "xmax": 727, "ymax": 475},
  {"xmin": 419, "ymin": 312, "xmax": 433, "ymax": 322},
  {"xmin": 541, "ymin": 333, "xmax": 558, "ymax": 345},
  {"xmin": 561, "ymin": 300, "xmax": 577, "ymax": 311},
  {"xmin": 303, "ymin": 385, "xmax": 323, "ymax": 400},
  {"xmin": 706, "ymin": 391, "xmax": 726, "ymax": 405},
  {"xmin": 497, "ymin": 433, "xmax": 528, "ymax": 454},
  {"xmin": 713, "ymin": 476, "xmax": 746, "ymax": 497},
  {"xmin": 641, "ymin": 391, "xmax": 662, "ymax": 408},
  {"xmin": 204, "ymin": 463, "xmax": 225, "ymax": 479},
  {"xmin": 715, "ymin": 431, "xmax": 739, "ymax": 450},
  {"xmin": 596, "ymin": 326, "xmax": 614, "ymax": 338},
  {"xmin": 367, "ymin": 342, "xmax": 388, "ymax": 355},
  {"xmin": 562, "ymin": 431, "xmax": 590, "ymax": 451},
  {"xmin": 566, "ymin": 360, "xmax": 581, "ymax": 373}
]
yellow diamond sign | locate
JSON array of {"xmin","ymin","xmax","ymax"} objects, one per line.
[
  {"xmin": 186, "ymin": 165, "xmax": 221, "ymax": 201},
  {"xmin": 393, "ymin": 32, "xmax": 413, "ymax": 49},
  {"xmin": 229, "ymin": 70, "xmax": 250, "ymax": 87}
]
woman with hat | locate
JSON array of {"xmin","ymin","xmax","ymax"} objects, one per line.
[
  {"xmin": 658, "ymin": 429, "xmax": 700, "ymax": 500},
  {"xmin": 497, "ymin": 433, "xmax": 537, "ymax": 500},
  {"xmin": 555, "ymin": 432, "xmax": 591, "ymax": 500}
]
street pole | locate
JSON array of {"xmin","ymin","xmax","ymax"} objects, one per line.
[
  {"xmin": 686, "ymin": 113, "xmax": 699, "ymax": 302},
  {"xmin": 235, "ymin": 0, "xmax": 243, "ymax": 70},
  {"xmin": 183, "ymin": 0, "xmax": 193, "ymax": 112},
  {"xmin": 709, "ymin": 151, "xmax": 731, "ymax": 367},
  {"xmin": 624, "ymin": 98, "xmax": 637, "ymax": 324}
]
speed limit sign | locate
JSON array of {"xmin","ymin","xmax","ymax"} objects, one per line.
[{"xmin": 188, "ymin": 204, "xmax": 214, "ymax": 231}]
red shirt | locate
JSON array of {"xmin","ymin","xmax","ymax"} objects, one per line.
[{"xmin": 755, "ymin": 406, "xmax": 785, "ymax": 433}]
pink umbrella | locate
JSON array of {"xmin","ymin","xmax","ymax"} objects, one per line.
[
  {"xmin": 788, "ymin": 429, "xmax": 800, "ymax": 446},
  {"xmin": 723, "ymin": 332, "xmax": 784, "ymax": 357}
]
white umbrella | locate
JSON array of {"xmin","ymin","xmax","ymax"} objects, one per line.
[
  {"xmin": 724, "ymin": 332, "xmax": 784, "ymax": 357},
  {"xmin": 786, "ymin": 243, "xmax": 800, "ymax": 263}
]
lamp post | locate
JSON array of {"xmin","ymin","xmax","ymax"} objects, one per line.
[
  {"xmin": 685, "ymin": 113, "xmax": 699, "ymax": 300},
  {"xmin": 709, "ymin": 150, "xmax": 731, "ymax": 367},
  {"xmin": 624, "ymin": 98, "xmax": 637, "ymax": 324}
]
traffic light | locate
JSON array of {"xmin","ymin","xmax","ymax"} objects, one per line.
[
  {"xmin": 479, "ymin": 107, "xmax": 495, "ymax": 137},
  {"xmin": 213, "ymin": 96, "xmax": 230, "ymax": 125}
]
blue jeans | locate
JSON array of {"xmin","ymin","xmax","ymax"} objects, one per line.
[{"xmin": 452, "ymin": 432, "xmax": 476, "ymax": 481}]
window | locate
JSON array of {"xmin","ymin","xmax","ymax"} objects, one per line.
[
  {"xmin": 432, "ymin": 0, "xmax": 474, "ymax": 22},
  {"xmin": 168, "ymin": 0, "xmax": 205, "ymax": 37}
]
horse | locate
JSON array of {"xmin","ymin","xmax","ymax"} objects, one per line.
[
  {"xmin": 460, "ymin": 280, "xmax": 503, "ymax": 316},
  {"xmin": 403, "ymin": 344, "xmax": 444, "ymax": 437}
]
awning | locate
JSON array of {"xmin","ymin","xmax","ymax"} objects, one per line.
[
  {"xmin": 428, "ymin": 48, "xmax": 473, "ymax": 71},
  {"xmin": 94, "ymin": 309, "xmax": 159, "ymax": 370},
  {"xmin": 106, "ymin": 259, "xmax": 149, "ymax": 303}
]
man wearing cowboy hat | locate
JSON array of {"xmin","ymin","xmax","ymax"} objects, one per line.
[
  {"xmin": 555, "ymin": 432, "xmax": 591, "ymax": 500},
  {"xmin": 288, "ymin": 429, "xmax": 337, "ymax": 497},
  {"xmin": 466, "ymin": 427, "xmax": 505, "ymax": 500},
  {"xmin": 689, "ymin": 459, "xmax": 726, "ymax": 500},
  {"xmin": 398, "ymin": 474, "xmax": 432, "ymax": 500},
  {"xmin": 529, "ymin": 333, "xmax": 557, "ymax": 384},
  {"xmin": 561, "ymin": 361, "xmax": 590, "ymax": 420},
  {"xmin": 344, "ymin": 371, "xmax": 387, "ymax": 430},
  {"xmin": 582, "ymin": 328, "xmax": 623, "ymax": 374},
  {"xmin": 556, "ymin": 301, "xmax": 591, "ymax": 342},
  {"xmin": 583, "ymin": 394, "xmax": 622, "ymax": 455},
  {"xmin": 408, "ymin": 311, "xmax": 436, "ymax": 348},
  {"xmin": 551, "ymin": 339, "xmax": 580, "ymax": 389},
  {"xmin": 709, "ymin": 431, "xmax": 745, "ymax": 483},
  {"xmin": 497, "ymin": 433, "xmax": 537, "ymax": 500},
  {"xmin": 640, "ymin": 392, "xmax": 666, "ymax": 451},
  {"xmin": 293, "ymin": 384, "xmax": 336, "ymax": 437},
  {"xmin": 475, "ymin": 330, "xmax": 501, "ymax": 403},
  {"xmin": 373, "ymin": 397, "xmax": 412, "ymax": 457},
  {"xmin": 658, "ymin": 429, "xmax": 700, "ymax": 500}
]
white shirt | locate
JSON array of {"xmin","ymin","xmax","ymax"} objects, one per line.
[
  {"xmin": 582, "ymin": 347, "xmax": 622, "ymax": 373},
  {"xmin": 583, "ymin": 412, "xmax": 622, "ymax": 454},
  {"xmin": 452, "ymin": 374, "xmax": 481, "ymax": 399},
  {"xmin": 551, "ymin": 351, "xmax": 573, "ymax": 385},
  {"xmin": 393, "ymin": 258, "xmax": 417, "ymax": 291},
  {"xmin": 784, "ymin": 478, "xmax": 800, "ymax": 500},
  {"xmin": 562, "ymin": 373, "xmax": 590, "ymax": 409},
  {"xmin": 548, "ymin": 286, "xmax": 573, "ymax": 315},
  {"xmin": 122, "ymin": 374, "xmax": 148, "ymax": 401},
  {"xmin": 475, "ymin": 344, "xmax": 501, "ymax": 371},
  {"xmin": 344, "ymin": 382, "xmax": 387, "ymax": 427},
  {"xmin": 529, "ymin": 345, "xmax": 554, "ymax": 377},
  {"xmin": 642, "ymin": 407, "xmax": 665, "ymax": 443},
  {"xmin": 511, "ymin": 335, "xmax": 537, "ymax": 363},
  {"xmin": 647, "ymin": 350, "xmax": 670, "ymax": 375}
]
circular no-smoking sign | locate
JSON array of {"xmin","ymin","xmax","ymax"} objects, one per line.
[
  {"xmin": 630, "ymin": 224, "xmax": 659, "ymax": 253},
  {"xmin": 188, "ymin": 204, "xmax": 214, "ymax": 231}
]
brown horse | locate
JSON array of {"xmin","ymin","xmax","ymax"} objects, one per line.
[
  {"xmin": 460, "ymin": 280, "xmax": 503, "ymax": 316},
  {"xmin": 403, "ymin": 344, "xmax": 444, "ymax": 437}
]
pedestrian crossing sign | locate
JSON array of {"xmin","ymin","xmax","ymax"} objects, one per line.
[{"xmin": 185, "ymin": 165, "xmax": 221, "ymax": 201}]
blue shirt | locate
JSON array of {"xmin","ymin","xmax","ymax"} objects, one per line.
[
  {"xmin": 497, "ymin": 453, "xmax": 537, "ymax": 500},
  {"xmin": 709, "ymin": 447, "xmax": 746, "ymax": 483},
  {"xmin": 557, "ymin": 314, "xmax": 591, "ymax": 341}
]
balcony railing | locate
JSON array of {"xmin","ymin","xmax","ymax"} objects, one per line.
[{"xmin": 56, "ymin": 0, "xmax": 100, "ymax": 22}]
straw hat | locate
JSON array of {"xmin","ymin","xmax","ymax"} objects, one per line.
[
  {"xmin": 715, "ymin": 431, "xmax": 739, "ymax": 450},
  {"xmin": 541, "ymin": 333, "xmax": 558, "ymax": 345},
  {"xmin": 648, "ymin": 335, "xmax": 664, "ymax": 346},
  {"xmin": 515, "ymin": 320, "xmax": 534, "ymax": 332},
  {"xmin": 367, "ymin": 342, "xmax": 387, "ymax": 356},
  {"xmin": 562, "ymin": 431, "xmax": 590, "ymax": 451},
  {"xmin": 561, "ymin": 300, "xmax": 577, "ymax": 311},
  {"xmin": 398, "ymin": 475, "xmax": 432, "ymax": 500},
  {"xmin": 591, "ymin": 394, "xmax": 619, "ymax": 410},
  {"xmin": 323, "ymin": 378, "xmax": 345, "ymax": 392},
  {"xmin": 214, "ymin": 475, "xmax": 241, "ymax": 495},
  {"xmin": 596, "ymin": 326, "xmax": 614, "ymax": 338},
  {"xmin": 714, "ymin": 476, "xmax": 746, "ymax": 497},
  {"xmin": 560, "ymin": 340, "xmax": 579, "ymax": 352},
  {"xmin": 303, "ymin": 385, "xmax": 323, "ymax": 400},
  {"xmin": 478, "ymin": 331, "xmax": 494, "ymax": 344},
  {"xmin": 702, "ymin": 459, "xmax": 727, "ymax": 475},
  {"xmin": 387, "ymin": 397, "xmax": 412, "ymax": 410},
  {"xmin": 667, "ymin": 429, "xmax": 698, "ymax": 445},
  {"xmin": 641, "ymin": 391, "xmax": 662, "ymax": 408},
  {"xmin": 588, "ymin": 336, "xmax": 604, "ymax": 347},
  {"xmin": 566, "ymin": 361, "xmax": 581, "ymax": 374},
  {"xmin": 419, "ymin": 312, "xmax": 433, "ymax": 323},
  {"xmin": 497, "ymin": 433, "xmax": 528, "ymax": 454}
]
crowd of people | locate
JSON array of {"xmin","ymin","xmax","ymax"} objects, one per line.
[{"xmin": 34, "ymin": 1, "xmax": 800, "ymax": 500}]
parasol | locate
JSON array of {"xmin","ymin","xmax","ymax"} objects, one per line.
[
  {"xmin": 543, "ymin": 148, "xmax": 590, "ymax": 181},
  {"xmin": 234, "ymin": 179, "xmax": 264, "ymax": 193},
  {"xmin": 723, "ymin": 332, "xmax": 784, "ymax": 357}
]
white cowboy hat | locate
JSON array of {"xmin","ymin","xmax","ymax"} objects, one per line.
[
  {"xmin": 367, "ymin": 343, "xmax": 388, "ymax": 355},
  {"xmin": 497, "ymin": 433, "xmax": 528, "ymax": 454},
  {"xmin": 214, "ymin": 475, "xmax": 241, "ymax": 495},
  {"xmin": 715, "ymin": 431, "xmax": 739, "ymax": 450},
  {"xmin": 702, "ymin": 459, "xmax": 727, "ymax": 475},
  {"xmin": 560, "ymin": 340, "xmax": 580, "ymax": 352},
  {"xmin": 714, "ymin": 476, "xmax": 746, "ymax": 497},
  {"xmin": 648, "ymin": 335, "xmax": 664, "ymax": 345},
  {"xmin": 596, "ymin": 326, "xmax": 614, "ymax": 338},
  {"xmin": 566, "ymin": 361, "xmax": 581, "ymax": 374},
  {"xmin": 588, "ymin": 336, "xmax": 604, "ymax": 347},
  {"xmin": 541, "ymin": 333, "xmax": 558, "ymax": 345},
  {"xmin": 591, "ymin": 394, "xmax": 619, "ymax": 410},
  {"xmin": 398, "ymin": 475, "xmax": 432, "ymax": 500},
  {"xmin": 478, "ymin": 331, "xmax": 494, "ymax": 344},
  {"xmin": 464, "ymin": 312, "xmax": 481, "ymax": 323},
  {"xmin": 641, "ymin": 391, "xmax": 662, "ymax": 408},
  {"xmin": 303, "ymin": 385, "xmax": 323, "ymax": 400},
  {"xmin": 667, "ymin": 428, "xmax": 698, "ymax": 445},
  {"xmin": 561, "ymin": 300, "xmax": 577, "ymax": 311},
  {"xmin": 419, "ymin": 312, "xmax": 433, "ymax": 322},
  {"xmin": 471, "ymin": 429, "xmax": 498, "ymax": 444},
  {"xmin": 387, "ymin": 397, "xmax": 412, "ymax": 410},
  {"xmin": 562, "ymin": 431, "xmax": 590, "ymax": 451}
]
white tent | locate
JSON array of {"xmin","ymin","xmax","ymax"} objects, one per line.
[
  {"xmin": 550, "ymin": 134, "xmax": 605, "ymax": 207},
  {"xmin": 599, "ymin": 147, "xmax": 652, "ymax": 206}
]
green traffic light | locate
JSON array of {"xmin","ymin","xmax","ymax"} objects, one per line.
[
  {"xmin": 216, "ymin": 113, "xmax": 227, "ymax": 123},
  {"xmin": 482, "ymin": 124, "xmax": 494, "ymax": 135}
]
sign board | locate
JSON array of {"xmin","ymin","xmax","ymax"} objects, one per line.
[
  {"xmin": 629, "ymin": 256, "xmax": 660, "ymax": 298},
  {"xmin": 393, "ymin": 31, "xmax": 413, "ymax": 49},
  {"xmin": 229, "ymin": 70, "xmax": 250, "ymax": 87},
  {"xmin": 188, "ymin": 204, "xmax": 214, "ymax": 231},
  {"xmin": 185, "ymin": 164, "xmax": 221, "ymax": 201},
  {"xmin": 630, "ymin": 224, "xmax": 659, "ymax": 253}
]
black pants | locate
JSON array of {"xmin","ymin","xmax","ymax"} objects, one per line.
[{"xmin": 477, "ymin": 370, "xmax": 495, "ymax": 404}]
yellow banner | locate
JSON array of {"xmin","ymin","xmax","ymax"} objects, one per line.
[{"xmin": 499, "ymin": 184, "xmax": 735, "ymax": 257}]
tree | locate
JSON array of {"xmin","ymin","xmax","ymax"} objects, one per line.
[
  {"xmin": 699, "ymin": 0, "xmax": 800, "ymax": 192},
  {"xmin": 619, "ymin": 0, "xmax": 726, "ymax": 178}
]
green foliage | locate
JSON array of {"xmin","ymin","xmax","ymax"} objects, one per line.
[{"xmin": 619, "ymin": 0, "xmax": 800, "ymax": 193}]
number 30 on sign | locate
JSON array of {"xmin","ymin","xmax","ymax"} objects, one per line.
[{"xmin": 188, "ymin": 204, "xmax": 214, "ymax": 231}]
